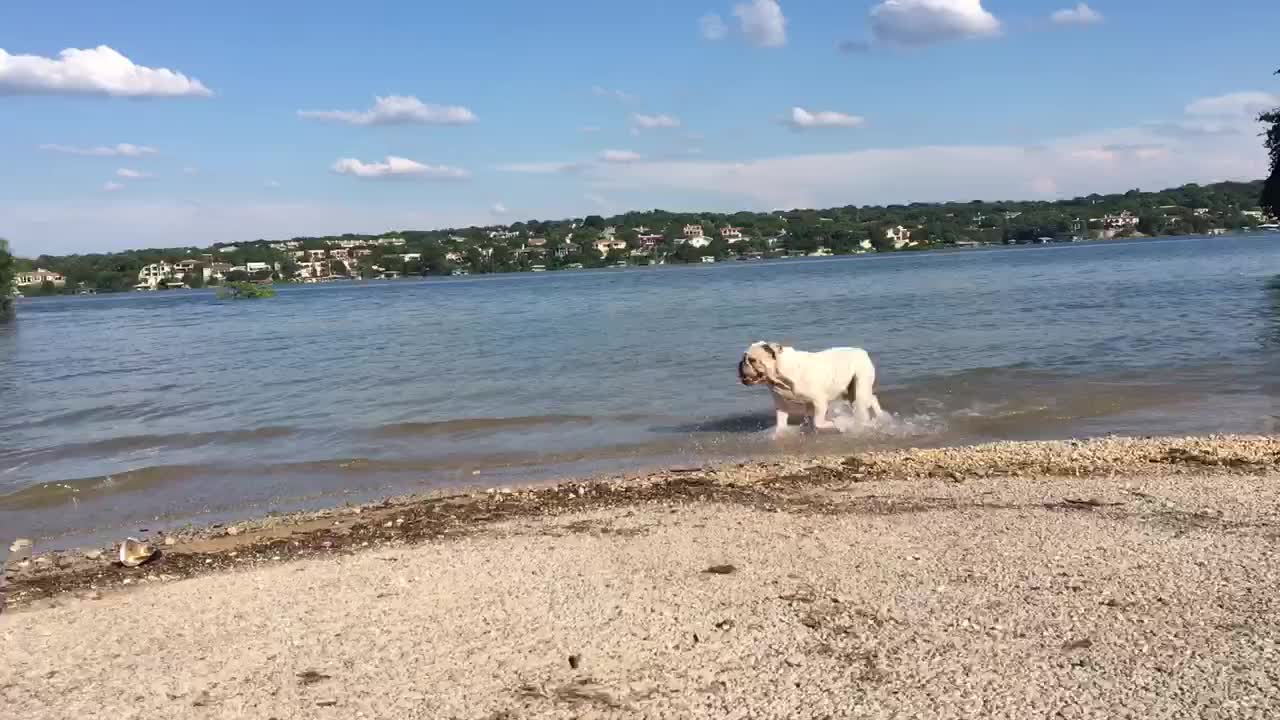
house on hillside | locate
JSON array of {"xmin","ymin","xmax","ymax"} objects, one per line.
[
  {"xmin": 683, "ymin": 224, "xmax": 705, "ymax": 240},
  {"xmin": 720, "ymin": 227, "xmax": 744, "ymax": 244},
  {"xmin": 687, "ymin": 236, "xmax": 712, "ymax": 249},
  {"xmin": 16, "ymin": 268, "xmax": 67, "ymax": 289},
  {"xmin": 1098, "ymin": 211, "xmax": 1139, "ymax": 229},
  {"xmin": 136, "ymin": 262, "xmax": 174, "ymax": 289},
  {"xmin": 885, "ymin": 225, "xmax": 915, "ymax": 249}
]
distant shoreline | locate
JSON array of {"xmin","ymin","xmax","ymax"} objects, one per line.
[{"xmin": 13, "ymin": 231, "xmax": 1277, "ymax": 300}]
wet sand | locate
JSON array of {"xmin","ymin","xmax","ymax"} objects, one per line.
[{"xmin": 3, "ymin": 434, "xmax": 1279, "ymax": 718}]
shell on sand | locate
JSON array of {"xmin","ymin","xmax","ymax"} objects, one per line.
[{"xmin": 118, "ymin": 538, "xmax": 156, "ymax": 568}]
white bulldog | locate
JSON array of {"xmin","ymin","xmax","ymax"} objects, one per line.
[{"xmin": 737, "ymin": 341, "xmax": 884, "ymax": 437}]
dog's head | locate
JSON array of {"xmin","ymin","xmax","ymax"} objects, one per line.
[{"xmin": 738, "ymin": 341, "xmax": 783, "ymax": 386}]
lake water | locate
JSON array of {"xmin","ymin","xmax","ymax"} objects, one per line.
[{"xmin": 2, "ymin": 235, "xmax": 1278, "ymax": 548}]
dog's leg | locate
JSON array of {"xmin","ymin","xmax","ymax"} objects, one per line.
[
  {"xmin": 772, "ymin": 409, "xmax": 794, "ymax": 438},
  {"xmin": 811, "ymin": 398, "xmax": 835, "ymax": 430},
  {"xmin": 848, "ymin": 368, "xmax": 878, "ymax": 425}
]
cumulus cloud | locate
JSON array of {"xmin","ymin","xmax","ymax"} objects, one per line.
[
  {"xmin": 633, "ymin": 113, "xmax": 681, "ymax": 130},
  {"xmin": 0, "ymin": 45, "xmax": 211, "ymax": 97},
  {"xmin": 787, "ymin": 107, "xmax": 867, "ymax": 129},
  {"xmin": 39, "ymin": 143, "xmax": 158, "ymax": 157},
  {"xmin": 599, "ymin": 149, "xmax": 643, "ymax": 163},
  {"xmin": 700, "ymin": 13, "xmax": 729, "ymax": 41},
  {"xmin": 1050, "ymin": 3, "xmax": 1103, "ymax": 26},
  {"xmin": 0, "ymin": 45, "xmax": 209, "ymax": 97},
  {"xmin": 331, "ymin": 156, "xmax": 469, "ymax": 179},
  {"xmin": 869, "ymin": 0, "xmax": 1001, "ymax": 46},
  {"xmin": 591, "ymin": 85, "xmax": 635, "ymax": 102},
  {"xmin": 115, "ymin": 168, "xmax": 151, "ymax": 179},
  {"xmin": 733, "ymin": 0, "xmax": 787, "ymax": 47},
  {"xmin": 298, "ymin": 95, "xmax": 477, "ymax": 126},
  {"xmin": 102, "ymin": 182, "xmax": 124, "ymax": 192}
]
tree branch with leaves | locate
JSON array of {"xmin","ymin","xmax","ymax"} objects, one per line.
[{"xmin": 1261, "ymin": 68, "xmax": 1280, "ymax": 218}]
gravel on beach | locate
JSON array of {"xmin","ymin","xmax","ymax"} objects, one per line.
[{"xmin": 3, "ymin": 434, "xmax": 1279, "ymax": 718}]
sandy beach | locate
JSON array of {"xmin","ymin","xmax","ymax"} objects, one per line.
[{"xmin": 4, "ymin": 434, "xmax": 1280, "ymax": 718}]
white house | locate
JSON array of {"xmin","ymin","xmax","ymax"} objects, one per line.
[
  {"xmin": 687, "ymin": 236, "xmax": 712, "ymax": 249},
  {"xmin": 683, "ymin": 224, "xmax": 705, "ymax": 240},
  {"xmin": 399, "ymin": 253, "xmax": 422, "ymax": 262},
  {"xmin": 885, "ymin": 225, "xmax": 915, "ymax": 249},
  {"xmin": 16, "ymin": 268, "xmax": 67, "ymax": 288},
  {"xmin": 136, "ymin": 262, "xmax": 174, "ymax": 289},
  {"xmin": 720, "ymin": 227, "xmax": 744, "ymax": 244},
  {"xmin": 1099, "ymin": 212, "xmax": 1140, "ymax": 229}
]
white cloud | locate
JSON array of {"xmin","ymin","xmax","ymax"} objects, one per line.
[
  {"xmin": 298, "ymin": 95, "xmax": 477, "ymax": 126},
  {"xmin": 182, "ymin": 166, "xmax": 199, "ymax": 175},
  {"xmin": 39, "ymin": 143, "xmax": 158, "ymax": 157},
  {"xmin": 591, "ymin": 85, "xmax": 635, "ymax": 102},
  {"xmin": 733, "ymin": 0, "xmax": 787, "ymax": 47},
  {"xmin": 331, "ymin": 156, "xmax": 470, "ymax": 179},
  {"xmin": 869, "ymin": 0, "xmax": 1001, "ymax": 46},
  {"xmin": 116, "ymin": 168, "xmax": 151, "ymax": 179},
  {"xmin": 599, "ymin": 149, "xmax": 643, "ymax": 163},
  {"xmin": 700, "ymin": 13, "xmax": 729, "ymax": 41},
  {"xmin": 1050, "ymin": 3, "xmax": 1103, "ymax": 26},
  {"xmin": 265, "ymin": 180, "xmax": 282, "ymax": 189},
  {"xmin": 583, "ymin": 102, "xmax": 1265, "ymax": 211},
  {"xmin": 787, "ymin": 107, "xmax": 867, "ymax": 129},
  {"xmin": 491, "ymin": 203, "xmax": 508, "ymax": 215},
  {"xmin": 0, "ymin": 45, "xmax": 211, "ymax": 97},
  {"xmin": 497, "ymin": 161, "xmax": 589, "ymax": 174},
  {"xmin": 633, "ymin": 113, "xmax": 682, "ymax": 130},
  {"xmin": 102, "ymin": 182, "xmax": 124, "ymax": 192},
  {"xmin": 1185, "ymin": 91, "xmax": 1280, "ymax": 118}
]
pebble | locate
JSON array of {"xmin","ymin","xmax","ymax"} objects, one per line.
[
  {"xmin": 785, "ymin": 654, "xmax": 806, "ymax": 667},
  {"xmin": 84, "ymin": 550, "xmax": 104, "ymax": 561},
  {"xmin": 164, "ymin": 537, "xmax": 177, "ymax": 546},
  {"xmin": 226, "ymin": 526, "xmax": 241, "ymax": 536}
]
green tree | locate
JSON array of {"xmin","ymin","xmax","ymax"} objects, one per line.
[
  {"xmin": 1261, "ymin": 68, "xmax": 1280, "ymax": 218},
  {"xmin": 186, "ymin": 266, "xmax": 206, "ymax": 289},
  {"xmin": 0, "ymin": 238, "xmax": 14, "ymax": 318}
]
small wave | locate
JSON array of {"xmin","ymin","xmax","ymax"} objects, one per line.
[
  {"xmin": 0, "ymin": 463, "xmax": 209, "ymax": 511},
  {"xmin": 371, "ymin": 415, "xmax": 599, "ymax": 438},
  {"xmin": 5, "ymin": 426, "xmax": 297, "ymax": 465}
]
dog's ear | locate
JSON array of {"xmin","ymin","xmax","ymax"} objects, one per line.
[{"xmin": 765, "ymin": 342, "xmax": 783, "ymax": 358}]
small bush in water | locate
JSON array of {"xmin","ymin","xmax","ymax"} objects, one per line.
[{"xmin": 217, "ymin": 281, "xmax": 277, "ymax": 300}]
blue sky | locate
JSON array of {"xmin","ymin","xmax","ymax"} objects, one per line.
[{"xmin": 2, "ymin": 0, "xmax": 1276, "ymax": 255}]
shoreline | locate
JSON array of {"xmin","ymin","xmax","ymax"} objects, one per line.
[
  {"xmin": 6, "ymin": 433, "xmax": 1277, "ymax": 611},
  {"xmin": 5, "ymin": 432, "xmax": 1279, "ymax": 718}
]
